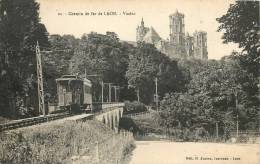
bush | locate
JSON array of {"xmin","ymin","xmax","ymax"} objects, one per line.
[
  {"xmin": 124, "ymin": 101, "xmax": 147, "ymax": 114},
  {"xmin": 0, "ymin": 132, "xmax": 32, "ymax": 164}
]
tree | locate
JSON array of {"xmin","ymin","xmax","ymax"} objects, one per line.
[
  {"xmin": 0, "ymin": 0, "xmax": 49, "ymax": 117},
  {"xmin": 46, "ymin": 35, "xmax": 78, "ymax": 76},
  {"xmin": 159, "ymin": 55, "xmax": 260, "ymax": 139},
  {"xmin": 126, "ymin": 42, "xmax": 183, "ymax": 104},
  {"xmin": 69, "ymin": 32, "xmax": 132, "ymax": 102},
  {"xmin": 217, "ymin": 1, "xmax": 259, "ymax": 76},
  {"xmin": 126, "ymin": 43, "xmax": 158, "ymax": 103},
  {"xmin": 217, "ymin": 1, "xmax": 259, "ymax": 131}
]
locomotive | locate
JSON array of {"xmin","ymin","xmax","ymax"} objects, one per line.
[{"xmin": 48, "ymin": 75, "xmax": 92, "ymax": 113}]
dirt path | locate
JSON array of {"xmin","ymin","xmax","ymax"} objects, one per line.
[{"xmin": 129, "ymin": 141, "xmax": 260, "ymax": 164}]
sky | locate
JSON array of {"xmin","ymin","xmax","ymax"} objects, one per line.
[{"xmin": 37, "ymin": 0, "xmax": 241, "ymax": 59}]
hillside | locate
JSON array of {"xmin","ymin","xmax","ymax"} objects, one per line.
[{"xmin": 0, "ymin": 119, "xmax": 135, "ymax": 164}]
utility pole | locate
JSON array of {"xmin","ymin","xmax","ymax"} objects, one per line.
[
  {"xmin": 137, "ymin": 88, "xmax": 140, "ymax": 102},
  {"xmin": 85, "ymin": 68, "xmax": 87, "ymax": 79},
  {"xmin": 155, "ymin": 77, "xmax": 158, "ymax": 111},
  {"xmin": 103, "ymin": 82, "xmax": 114, "ymax": 103},
  {"xmin": 235, "ymin": 90, "xmax": 239, "ymax": 138},
  {"xmin": 116, "ymin": 86, "xmax": 120, "ymax": 102},
  {"xmin": 35, "ymin": 41, "xmax": 45, "ymax": 116},
  {"xmin": 101, "ymin": 80, "xmax": 104, "ymax": 103},
  {"xmin": 216, "ymin": 122, "xmax": 219, "ymax": 139},
  {"xmin": 112, "ymin": 86, "xmax": 119, "ymax": 102},
  {"xmin": 109, "ymin": 83, "xmax": 111, "ymax": 102},
  {"xmin": 113, "ymin": 86, "xmax": 117, "ymax": 102},
  {"xmin": 118, "ymin": 86, "xmax": 121, "ymax": 102},
  {"xmin": 84, "ymin": 73, "xmax": 102, "ymax": 103}
]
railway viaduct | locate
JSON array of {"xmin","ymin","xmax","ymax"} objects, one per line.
[
  {"xmin": 95, "ymin": 103, "xmax": 124, "ymax": 132},
  {"xmin": 0, "ymin": 103, "xmax": 125, "ymax": 132}
]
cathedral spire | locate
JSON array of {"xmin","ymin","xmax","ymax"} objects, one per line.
[{"xmin": 141, "ymin": 17, "xmax": 144, "ymax": 26}]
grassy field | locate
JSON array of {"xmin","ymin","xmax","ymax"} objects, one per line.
[{"xmin": 0, "ymin": 119, "xmax": 135, "ymax": 164}]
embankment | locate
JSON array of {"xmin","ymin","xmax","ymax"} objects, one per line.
[{"xmin": 0, "ymin": 119, "xmax": 135, "ymax": 164}]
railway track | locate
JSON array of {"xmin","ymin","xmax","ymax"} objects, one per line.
[
  {"xmin": 0, "ymin": 103, "xmax": 125, "ymax": 132},
  {"xmin": 0, "ymin": 112, "xmax": 72, "ymax": 132},
  {"xmin": 123, "ymin": 111, "xmax": 152, "ymax": 118}
]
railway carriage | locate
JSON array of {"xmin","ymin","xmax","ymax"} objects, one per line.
[{"xmin": 54, "ymin": 75, "xmax": 92, "ymax": 113}]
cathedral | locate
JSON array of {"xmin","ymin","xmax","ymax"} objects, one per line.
[{"xmin": 136, "ymin": 10, "xmax": 208, "ymax": 59}]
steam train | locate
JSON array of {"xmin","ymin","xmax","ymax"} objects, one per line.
[{"xmin": 48, "ymin": 75, "xmax": 92, "ymax": 113}]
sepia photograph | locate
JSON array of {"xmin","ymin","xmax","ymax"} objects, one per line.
[{"xmin": 0, "ymin": 0, "xmax": 259, "ymax": 163}]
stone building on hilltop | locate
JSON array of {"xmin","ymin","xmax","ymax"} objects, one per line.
[
  {"xmin": 193, "ymin": 31, "xmax": 208, "ymax": 59},
  {"xmin": 136, "ymin": 10, "xmax": 208, "ymax": 59}
]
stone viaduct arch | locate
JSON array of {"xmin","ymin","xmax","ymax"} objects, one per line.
[{"xmin": 95, "ymin": 104, "xmax": 124, "ymax": 132}]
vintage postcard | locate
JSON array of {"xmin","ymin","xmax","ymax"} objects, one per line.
[{"xmin": 0, "ymin": 0, "xmax": 259, "ymax": 164}]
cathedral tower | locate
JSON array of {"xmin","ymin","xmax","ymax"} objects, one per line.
[
  {"xmin": 169, "ymin": 10, "xmax": 185, "ymax": 47},
  {"xmin": 193, "ymin": 31, "xmax": 208, "ymax": 59},
  {"xmin": 135, "ymin": 13, "xmax": 208, "ymax": 60}
]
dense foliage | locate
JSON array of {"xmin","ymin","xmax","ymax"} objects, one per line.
[
  {"xmin": 160, "ymin": 56, "xmax": 259, "ymax": 138},
  {"xmin": 126, "ymin": 43, "xmax": 185, "ymax": 104},
  {"xmin": 158, "ymin": 1, "xmax": 260, "ymax": 139},
  {"xmin": 43, "ymin": 34, "xmax": 79, "ymax": 102},
  {"xmin": 45, "ymin": 33, "xmax": 184, "ymax": 104},
  {"xmin": 0, "ymin": 0, "xmax": 49, "ymax": 117},
  {"xmin": 217, "ymin": 0, "xmax": 259, "ymax": 76},
  {"xmin": 124, "ymin": 101, "xmax": 147, "ymax": 114},
  {"xmin": 69, "ymin": 32, "xmax": 133, "ymax": 102}
]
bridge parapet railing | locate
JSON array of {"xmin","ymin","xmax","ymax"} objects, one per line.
[
  {"xmin": 123, "ymin": 111, "xmax": 153, "ymax": 118},
  {"xmin": 92, "ymin": 102, "xmax": 125, "ymax": 115},
  {"xmin": 102, "ymin": 103, "xmax": 125, "ymax": 109}
]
